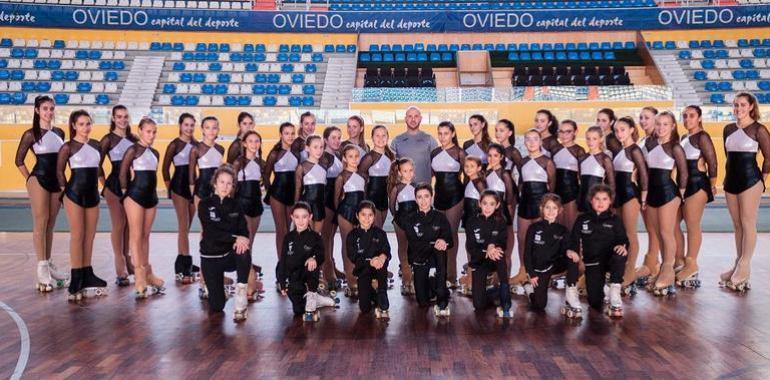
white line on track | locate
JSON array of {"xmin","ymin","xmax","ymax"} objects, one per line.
[{"xmin": 0, "ymin": 301, "xmax": 29, "ymax": 380}]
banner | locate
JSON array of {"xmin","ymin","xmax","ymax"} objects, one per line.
[{"xmin": 0, "ymin": 3, "xmax": 768, "ymax": 33}]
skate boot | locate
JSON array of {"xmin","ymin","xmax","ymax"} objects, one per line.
[
  {"xmin": 67, "ymin": 268, "xmax": 84, "ymax": 302},
  {"xmin": 459, "ymin": 272, "xmax": 472, "ymax": 296},
  {"xmin": 253, "ymin": 264, "xmax": 264, "ymax": 280},
  {"xmin": 375, "ymin": 307, "xmax": 390, "ymax": 321},
  {"xmin": 676, "ymin": 258, "xmax": 701, "ymax": 289},
  {"xmin": 560, "ymin": 285, "xmax": 583, "ymax": 319},
  {"xmin": 233, "ymin": 283, "xmax": 248, "ymax": 322},
  {"xmin": 191, "ymin": 264, "xmax": 201, "ymax": 281},
  {"xmin": 621, "ymin": 282, "xmax": 638, "ymax": 296},
  {"xmin": 175, "ymin": 255, "xmax": 194, "ymax": 284},
  {"xmin": 606, "ymin": 283, "xmax": 623, "ymax": 318},
  {"xmin": 433, "ymin": 304, "xmax": 451, "ymax": 318},
  {"xmin": 719, "ymin": 258, "xmax": 738, "ymax": 287},
  {"xmin": 523, "ymin": 282, "xmax": 534, "ymax": 297},
  {"xmin": 509, "ymin": 267, "xmax": 528, "ymax": 294},
  {"xmin": 315, "ymin": 291, "xmax": 340, "ymax": 309},
  {"xmin": 36, "ymin": 260, "xmax": 54, "ymax": 293},
  {"xmin": 550, "ymin": 275, "xmax": 566, "ymax": 290},
  {"xmin": 134, "ymin": 265, "xmax": 160, "ymax": 298},
  {"xmin": 652, "ymin": 266, "xmax": 676, "ymax": 297},
  {"xmin": 47, "ymin": 259, "xmax": 70, "ymax": 288},
  {"xmin": 634, "ymin": 254, "xmax": 660, "ymax": 287},
  {"xmin": 303, "ymin": 291, "xmax": 319, "ymax": 322},
  {"xmin": 198, "ymin": 286, "xmax": 209, "ymax": 300},
  {"xmin": 115, "ymin": 276, "xmax": 131, "ymax": 287},
  {"xmin": 727, "ymin": 260, "xmax": 751, "ymax": 293},
  {"xmin": 603, "ymin": 283, "xmax": 610, "ymax": 304},
  {"xmin": 80, "ymin": 266, "xmax": 108, "ymax": 298},
  {"xmin": 496, "ymin": 306, "xmax": 513, "ymax": 319},
  {"xmin": 446, "ymin": 279, "xmax": 459, "ymax": 289},
  {"xmin": 576, "ymin": 275, "xmax": 587, "ymax": 297},
  {"xmin": 146, "ymin": 265, "xmax": 166, "ymax": 293},
  {"xmin": 247, "ymin": 267, "xmax": 264, "ymax": 302},
  {"xmin": 400, "ymin": 281, "xmax": 415, "ymax": 296}
]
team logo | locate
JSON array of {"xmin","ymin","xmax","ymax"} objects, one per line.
[
  {"xmin": 473, "ymin": 228, "xmax": 481, "ymax": 241},
  {"xmin": 287, "ymin": 242, "xmax": 294, "ymax": 256}
]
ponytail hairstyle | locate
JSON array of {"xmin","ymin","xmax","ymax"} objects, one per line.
[
  {"xmin": 68, "ymin": 109, "xmax": 92, "ymax": 141},
  {"xmin": 32, "ymin": 95, "xmax": 55, "ymax": 143},
  {"xmin": 387, "ymin": 157, "xmax": 414, "ymax": 194},
  {"xmin": 683, "ymin": 105, "xmax": 704, "ymax": 131},
  {"xmin": 236, "ymin": 112, "xmax": 254, "ymax": 138},
  {"xmin": 371, "ymin": 124, "xmax": 395, "ymax": 160},
  {"xmin": 178, "ymin": 112, "xmax": 196, "ymax": 134},
  {"xmin": 323, "ymin": 125, "xmax": 341, "ymax": 146},
  {"xmin": 615, "ymin": 116, "xmax": 639, "ymax": 142},
  {"xmin": 487, "ymin": 142, "xmax": 507, "ymax": 169},
  {"xmin": 479, "ymin": 189, "xmax": 504, "ymax": 221},
  {"xmin": 735, "ymin": 92, "xmax": 761, "ymax": 121},
  {"xmin": 299, "ymin": 111, "xmax": 316, "ymax": 138},
  {"xmin": 469, "ymin": 114, "xmax": 492, "ymax": 152},
  {"xmin": 347, "ymin": 115, "xmax": 367, "ymax": 151},
  {"xmin": 497, "ymin": 118, "xmax": 516, "ymax": 146},
  {"xmin": 109, "ymin": 105, "xmax": 132, "ymax": 137},
  {"xmin": 437, "ymin": 121, "xmax": 459, "ymax": 148},
  {"xmin": 240, "ymin": 130, "xmax": 263, "ymax": 160},
  {"xmin": 210, "ymin": 163, "xmax": 236, "ymax": 191},
  {"xmin": 270, "ymin": 122, "xmax": 295, "ymax": 154},
  {"xmin": 536, "ymin": 109, "xmax": 559, "ymax": 136},
  {"xmin": 656, "ymin": 111, "xmax": 680, "ymax": 142}
]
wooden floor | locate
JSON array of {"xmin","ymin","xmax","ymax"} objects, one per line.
[{"xmin": 1, "ymin": 232, "xmax": 770, "ymax": 379}]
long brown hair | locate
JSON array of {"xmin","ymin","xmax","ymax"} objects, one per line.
[
  {"xmin": 469, "ymin": 114, "xmax": 492, "ymax": 151},
  {"xmin": 236, "ymin": 112, "xmax": 254, "ymax": 138},
  {"xmin": 68, "ymin": 109, "xmax": 91, "ymax": 141},
  {"xmin": 497, "ymin": 118, "xmax": 516, "ymax": 146},
  {"xmin": 387, "ymin": 157, "xmax": 413, "ymax": 194},
  {"xmin": 536, "ymin": 109, "xmax": 559, "ymax": 136},
  {"xmin": 32, "ymin": 95, "xmax": 54, "ymax": 143},
  {"xmin": 371, "ymin": 124, "xmax": 395, "ymax": 160},
  {"xmin": 438, "ymin": 121, "xmax": 459, "ymax": 148},
  {"xmin": 270, "ymin": 122, "xmax": 295, "ymax": 154},
  {"xmin": 109, "ymin": 105, "xmax": 132, "ymax": 137},
  {"xmin": 656, "ymin": 111, "xmax": 680, "ymax": 142},
  {"xmin": 615, "ymin": 116, "xmax": 639, "ymax": 142},
  {"xmin": 347, "ymin": 115, "xmax": 368, "ymax": 151},
  {"xmin": 735, "ymin": 92, "xmax": 761, "ymax": 121},
  {"xmin": 240, "ymin": 130, "xmax": 263, "ymax": 159}
]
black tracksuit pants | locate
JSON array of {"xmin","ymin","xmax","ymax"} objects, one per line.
[
  {"xmin": 201, "ymin": 251, "xmax": 251, "ymax": 313},
  {"xmin": 584, "ymin": 253, "xmax": 627, "ymax": 310},
  {"xmin": 412, "ymin": 253, "xmax": 449, "ymax": 308},
  {"xmin": 471, "ymin": 258, "xmax": 511, "ymax": 311},
  {"xmin": 287, "ymin": 268, "xmax": 320, "ymax": 315},
  {"xmin": 529, "ymin": 256, "xmax": 580, "ymax": 311},
  {"xmin": 356, "ymin": 266, "xmax": 390, "ymax": 312}
]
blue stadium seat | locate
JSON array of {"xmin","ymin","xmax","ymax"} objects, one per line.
[
  {"xmin": 238, "ymin": 96, "xmax": 251, "ymax": 106},
  {"xmin": 336, "ymin": 44, "xmax": 346, "ymax": 53},
  {"xmin": 266, "ymin": 85, "xmax": 277, "ymax": 95},
  {"xmin": 252, "ymin": 85, "xmax": 265, "ymax": 95},
  {"xmin": 652, "ymin": 41, "xmax": 664, "ymax": 49},
  {"xmin": 532, "ymin": 52, "xmax": 543, "ymax": 60},
  {"xmin": 193, "ymin": 73, "xmax": 205, "ymax": 82},
  {"xmin": 449, "ymin": 44, "xmax": 459, "ymax": 52},
  {"xmin": 230, "ymin": 53, "xmax": 243, "ymax": 62},
  {"xmin": 254, "ymin": 53, "xmax": 266, "ymax": 62},
  {"xmin": 441, "ymin": 52, "xmax": 453, "ymax": 61},
  {"xmin": 22, "ymin": 82, "xmax": 35, "ymax": 92},
  {"xmin": 173, "ymin": 62, "xmax": 185, "ymax": 71},
  {"xmin": 244, "ymin": 44, "xmax": 254, "ymax": 53},
  {"xmin": 303, "ymin": 85, "xmax": 316, "ymax": 95},
  {"xmin": 604, "ymin": 51, "xmax": 615, "ymax": 60},
  {"xmin": 268, "ymin": 74, "xmax": 280, "ymax": 83},
  {"xmin": 678, "ymin": 51, "xmax": 691, "ymax": 59},
  {"xmin": 215, "ymin": 84, "xmax": 227, "ymax": 95},
  {"xmin": 738, "ymin": 39, "xmax": 749, "ymax": 48},
  {"xmin": 718, "ymin": 81, "xmax": 732, "ymax": 91},
  {"xmin": 664, "ymin": 41, "xmax": 676, "ymax": 49},
  {"xmin": 430, "ymin": 52, "xmax": 441, "ymax": 62},
  {"xmin": 99, "ymin": 61, "xmax": 112, "ymax": 70},
  {"xmin": 95, "ymin": 94, "xmax": 109, "ymax": 105},
  {"xmin": 217, "ymin": 74, "xmax": 231, "ymax": 83},
  {"xmin": 196, "ymin": 43, "xmax": 206, "ymax": 52},
  {"xmin": 54, "ymin": 94, "xmax": 69, "ymax": 105},
  {"xmin": 302, "ymin": 96, "xmax": 314, "ymax": 107},
  {"xmin": 415, "ymin": 43, "xmax": 425, "ymax": 51},
  {"xmin": 185, "ymin": 96, "xmax": 199, "ymax": 106},
  {"xmin": 312, "ymin": 53, "xmax": 323, "ymax": 62},
  {"xmin": 392, "ymin": 44, "xmax": 402, "ymax": 52},
  {"xmin": 206, "ymin": 53, "xmax": 218, "ymax": 61},
  {"xmin": 33, "ymin": 60, "xmax": 45, "ymax": 70},
  {"xmin": 89, "ymin": 51, "xmax": 101, "ymax": 60},
  {"xmin": 207, "ymin": 43, "xmax": 218, "ymax": 52},
  {"xmin": 759, "ymin": 81, "xmax": 770, "ymax": 91},
  {"xmin": 710, "ymin": 93, "xmax": 725, "ymax": 104},
  {"xmin": 202, "ymin": 84, "xmax": 214, "ymax": 94},
  {"xmin": 76, "ymin": 50, "xmax": 88, "ymax": 60},
  {"xmin": 279, "ymin": 44, "xmax": 289, "ymax": 53},
  {"xmin": 279, "ymin": 84, "xmax": 291, "ymax": 95},
  {"xmin": 701, "ymin": 60, "xmax": 715, "ymax": 69},
  {"xmin": 255, "ymin": 44, "xmax": 266, "ymax": 53},
  {"xmin": 11, "ymin": 70, "xmax": 24, "ymax": 80},
  {"xmin": 427, "ymin": 44, "xmax": 437, "ymax": 52},
  {"xmin": 693, "ymin": 71, "xmax": 707, "ymax": 80},
  {"xmin": 77, "ymin": 83, "xmax": 92, "ymax": 92},
  {"xmin": 705, "ymin": 82, "xmax": 718, "ymax": 92},
  {"xmin": 183, "ymin": 52, "xmax": 194, "ymax": 61},
  {"xmin": 703, "ymin": 50, "xmax": 715, "ymax": 59},
  {"xmin": 302, "ymin": 44, "xmax": 313, "ymax": 53},
  {"xmin": 113, "ymin": 61, "xmax": 125, "ymax": 70},
  {"xmin": 281, "ymin": 64, "xmax": 294, "ymax": 73},
  {"xmin": 180, "ymin": 73, "xmax": 192, "ymax": 83},
  {"xmin": 289, "ymin": 96, "xmax": 302, "ymax": 107},
  {"xmin": 173, "ymin": 43, "xmax": 184, "ymax": 51},
  {"xmin": 277, "ymin": 53, "xmax": 288, "ymax": 62},
  {"xmin": 171, "ymin": 95, "xmax": 185, "ymax": 106},
  {"xmin": 740, "ymin": 59, "xmax": 754, "ymax": 69},
  {"xmin": 163, "ymin": 84, "xmax": 176, "ymax": 94},
  {"xmin": 291, "ymin": 44, "xmax": 301, "ymax": 53},
  {"xmin": 225, "ymin": 96, "xmax": 238, "ymax": 106},
  {"xmin": 209, "ymin": 63, "xmax": 222, "ymax": 71},
  {"xmin": 292, "ymin": 74, "xmax": 305, "ymax": 83},
  {"xmin": 324, "ymin": 44, "xmax": 334, "ymax": 53},
  {"xmin": 733, "ymin": 70, "xmax": 746, "ymax": 80},
  {"xmin": 1, "ymin": 39, "xmax": 12, "ymax": 47},
  {"xmin": 263, "ymin": 96, "xmax": 277, "ymax": 106},
  {"xmin": 0, "ymin": 93, "xmax": 9, "ymax": 104},
  {"xmin": 36, "ymin": 82, "xmax": 51, "ymax": 92},
  {"xmin": 11, "ymin": 92, "xmax": 26, "ymax": 105},
  {"xmin": 716, "ymin": 50, "xmax": 728, "ymax": 59},
  {"xmin": 348, "ymin": 44, "xmax": 357, "ymax": 53},
  {"xmin": 289, "ymin": 53, "xmax": 300, "ymax": 62},
  {"xmin": 105, "ymin": 71, "xmax": 118, "ymax": 81}
]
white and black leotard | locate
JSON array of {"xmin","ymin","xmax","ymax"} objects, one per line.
[
  {"xmin": 233, "ymin": 155, "xmax": 265, "ymax": 218},
  {"xmin": 189, "ymin": 142, "xmax": 224, "ymax": 200},
  {"xmin": 335, "ymin": 169, "xmax": 367, "ymax": 224},
  {"xmin": 613, "ymin": 144, "xmax": 648, "ymax": 207},
  {"xmin": 295, "ymin": 160, "xmax": 329, "ymax": 222},
  {"xmin": 57, "ymin": 139, "xmax": 102, "ymax": 208},
  {"xmin": 681, "ymin": 131, "xmax": 717, "ymax": 202},
  {"xmin": 265, "ymin": 147, "xmax": 299, "ymax": 206},
  {"xmin": 16, "ymin": 127, "xmax": 65, "ymax": 193},
  {"xmin": 577, "ymin": 152, "xmax": 614, "ymax": 213},
  {"xmin": 359, "ymin": 150, "xmax": 392, "ymax": 212},
  {"xmin": 162, "ymin": 137, "xmax": 195, "ymax": 200},
  {"xmin": 517, "ymin": 155, "xmax": 556, "ymax": 219},
  {"xmin": 389, "ymin": 182, "xmax": 417, "ymax": 229},
  {"xmin": 723, "ymin": 122, "xmax": 770, "ymax": 194},
  {"xmin": 430, "ymin": 145, "xmax": 465, "ymax": 211},
  {"xmin": 99, "ymin": 132, "xmax": 136, "ymax": 197},
  {"xmin": 645, "ymin": 140, "xmax": 687, "ymax": 208},
  {"xmin": 120, "ymin": 143, "xmax": 160, "ymax": 209}
]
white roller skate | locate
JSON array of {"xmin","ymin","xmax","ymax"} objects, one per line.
[
  {"xmin": 603, "ymin": 284, "xmax": 610, "ymax": 304},
  {"xmin": 727, "ymin": 279, "xmax": 751, "ymax": 293},
  {"xmin": 198, "ymin": 286, "xmax": 209, "ymax": 300},
  {"xmin": 523, "ymin": 283, "xmax": 534, "ymax": 297},
  {"xmin": 676, "ymin": 272, "xmax": 701, "ymax": 289},
  {"xmin": 606, "ymin": 283, "xmax": 623, "ymax": 318},
  {"xmin": 496, "ymin": 306, "xmax": 513, "ymax": 319},
  {"xmin": 233, "ymin": 283, "xmax": 248, "ymax": 322},
  {"xmin": 47, "ymin": 260, "xmax": 70, "ymax": 288},
  {"xmin": 622, "ymin": 282, "xmax": 638, "ymax": 296},
  {"xmin": 36, "ymin": 260, "xmax": 54, "ymax": 293},
  {"xmin": 315, "ymin": 291, "xmax": 340, "ymax": 309},
  {"xmin": 560, "ymin": 285, "xmax": 583, "ymax": 319},
  {"xmin": 433, "ymin": 305, "xmax": 451, "ymax": 318},
  {"xmin": 512, "ymin": 283, "xmax": 526, "ymax": 296},
  {"xmin": 375, "ymin": 307, "xmax": 390, "ymax": 320},
  {"xmin": 303, "ymin": 291, "xmax": 319, "ymax": 322},
  {"xmin": 550, "ymin": 276, "xmax": 566, "ymax": 290}
]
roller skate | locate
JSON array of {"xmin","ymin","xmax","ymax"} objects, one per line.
[
  {"xmin": 247, "ymin": 267, "xmax": 265, "ymax": 302},
  {"xmin": 575, "ymin": 275, "xmax": 587, "ymax": 297},
  {"xmin": 606, "ymin": 283, "xmax": 623, "ymax": 318},
  {"xmin": 36, "ymin": 260, "xmax": 54, "ymax": 293},
  {"xmin": 233, "ymin": 283, "xmax": 248, "ymax": 322},
  {"xmin": 47, "ymin": 259, "xmax": 70, "ymax": 288},
  {"xmin": 509, "ymin": 267, "xmax": 528, "ymax": 295},
  {"xmin": 652, "ymin": 268, "xmax": 677, "ymax": 297},
  {"xmin": 146, "ymin": 265, "xmax": 165, "ymax": 293},
  {"xmin": 550, "ymin": 275, "xmax": 566, "ymax": 289},
  {"xmin": 388, "ymin": 271, "xmax": 395, "ymax": 288},
  {"xmin": 560, "ymin": 285, "xmax": 583, "ymax": 319},
  {"xmin": 433, "ymin": 304, "xmax": 451, "ymax": 318},
  {"xmin": 621, "ymin": 282, "xmax": 638, "ymax": 296},
  {"xmin": 303, "ymin": 291, "xmax": 320, "ymax": 322},
  {"xmin": 634, "ymin": 254, "xmax": 660, "ymax": 288},
  {"xmin": 135, "ymin": 266, "xmax": 162, "ymax": 299},
  {"xmin": 67, "ymin": 268, "xmax": 84, "ymax": 302},
  {"xmin": 315, "ymin": 290, "xmax": 340, "ymax": 309},
  {"xmin": 676, "ymin": 258, "xmax": 700, "ymax": 289},
  {"xmin": 446, "ymin": 279, "xmax": 459, "ymax": 289},
  {"xmin": 727, "ymin": 262, "xmax": 751, "ymax": 293},
  {"xmin": 375, "ymin": 307, "xmax": 390, "ymax": 321},
  {"xmin": 458, "ymin": 271, "xmax": 472, "ymax": 296},
  {"xmin": 198, "ymin": 286, "xmax": 209, "ymax": 300},
  {"xmin": 80, "ymin": 266, "xmax": 108, "ymax": 298},
  {"xmin": 253, "ymin": 264, "xmax": 264, "ymax": 280},
  {"xmin": 400, "ymin": 281, "xmax": 415, "ymax": 296},
  {"xmin": 344, "ymin": 284, "xmax": 358, "ymax": 298},
  {"xmin": 174, "ymin": 255, "xmax": 195, "ymax": 284},
  {"xmin": 718, "ymin": 259, "xmax": 737, "ymax": 287},
  {"xmin": 523, "ymin": 282, "xmax": 534, "ymax": 297},
  {"xmin": 115, "ymin": 276, "xmax": 131, "ymax": 287},
  {"xmin": 496, "ymin": 306, "xmax": 513, "ymax": 319}
]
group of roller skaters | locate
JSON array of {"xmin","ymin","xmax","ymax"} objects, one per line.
[{"xmin": 17, "ymin": 92, "xmax": 769, "ymax": 322}]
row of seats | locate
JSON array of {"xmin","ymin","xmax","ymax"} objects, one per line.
[
  {"xmin": 360, "ymin": 52, "xmax": 455, "ymax": 63},
  {"xmin": 678, "ymin": 49, "xmax": 770, "ymax": 60},
  {"xmin": 169, "ymin": 72, "xmax": 316, "ymax": 84},
  {"xmin": 0, "ymin": 70, "xmax": 119, "ymax": 81},
  {"xmin": 513, "ymin": 74, "xmax": 631, "ymax": 86},
  {"xmin": 0, "ymin": 49, "xmax": 127, "ymax": 60},
  {"xmin": 368, "ymin": 41, "xmax": 636, "ymax": 52},
  {"xmin": 158, "ymin": 43, "xmax": 321, "ymax": 53},
  {"xmin": 161, "ymin": 95, "xmax": 315, "ymax": 107},
  {"xmin": 172, "ymin": 51, "xmax": 324, "ymax": 63},
  {"xmin": 689, "ymin": 59, "xmax": 768, "ymax": 70},
  {"xmin": 0, "ymin": 81, "xmax": 119, "ymax": 93},
  {"xmin": 163, "ymin": 83, "xmax": 316, "ymax": 96},
  {"xmin": 329, "ymin": 0, "xmax": 655, "ymax": 11},
  {"xmin": 650, "ymin": 39, "xmax": 770, "ymax": 50},
  {"xmin": 363, "ymin": 67, "xmax": 436, "ymax": 88},
  {"xmin": 693, "ymin": 70, "xmax": 770, "ymax": 81},
  {"xmin": 0, "ymin": 92, "xmax": 111, "ymax": 105},
  {"xmin": 703, "ymin": 81, "xmax": 768, "ymax": 92},
  {"xmin": 508, "ymin": 51, "xmax": 617, "ymax": 62},
  {"xmin": 171, "ymin": 62, "xmax": 317, "ymax": 73},
  {"xmin": 514, "ymin": 64, "xmax": 626, "ymax": 77},
  {"xmin": 0, "ymin": 39, "xmax": 356, "ymax": 54},
  {"xmin": 0, "ymin": 59, "xmax": 125, "ymax": 71}
]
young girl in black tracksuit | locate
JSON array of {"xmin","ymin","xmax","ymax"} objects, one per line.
[
  {"xmin": 347, "ymin": 201, "xmax": 391, "ymax": 318},
  {"xmin": 277, "ymin": 202, "xmax": 334, "ymax": 320},
  {"xmin": 465, "ymin": 190, "xmax": 511, "ymax": 317},
  {"xmin": 524, "ymin": 194, "xmax": 578, "ymax": 312},
  {"xmin": 567, "ymin": 184, "xmax": 629, "ymax": 317},
  {"xmin": 401, "ymin": 183, "xmax": 453, "ymax": 317},
  {"xmin": 197, "ymin": 165, "xmax": 251, "ymax": 320}
]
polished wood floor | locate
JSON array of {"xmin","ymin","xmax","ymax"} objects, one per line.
[{"xmin": 1, "ymin": 232, "xmax": 770, "ymax": 379}]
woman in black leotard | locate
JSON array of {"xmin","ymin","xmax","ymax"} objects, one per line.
[
  {"xmin": 189, "ymin": 116, "xmax": 225, "ymax": 211},
  {"xmin": 264, "ymin": 122, "xmax": 298, "ymax": 260},
  {"xmin": 57, "ymin": 110, "xmax": 106, "ymax": 300},
  {"xmin": 227, "ymin": 111, "xmax": 254, "ymax": 164}
]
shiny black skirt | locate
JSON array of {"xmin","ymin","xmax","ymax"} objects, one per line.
[
  {"xmin": 236, "ymin": 180, "xmax": 264, "ymax": 217},
  {"xmin": 170, "ymin": 164, "xmax": 192, "ymax": 200},
  {"xmin": 125, "ymin": 170, "xmax": 158, "ymax": 209},
  {"xmin": 395, "ymin": 200, "xmax": 417, "ymax": 229},
  {"xmin": 647, "ymin": 168, "xmax": 678, "ymax": 208},
  {"xmin": 518, "ymin": 181, "xmax": 548, "ymax": 220},
  {"xmin": 337, "ymin": 190, "xmax": 365, "ymax": 224},
  {"xmin": 578, "ymin": 175, "xmax": 604, "ymax": 213},
  {"xmin": 300, "ymin": 183, "xmax": 325, "ymax": 221},
  {"xmin": 194, "ymin": 167, "xmax": 216, "ymax": 200},
  {"xmin": 462, "ymin": 197, "xmax": 480, "ymax": 227},
  {"xmin": 614, "ymin": 171, "xmax": 639, "ymax": 207},
  {"xmin": 685, "ymin": 160, "xmax": 714, "ymax": 203},
  {"xmin": 102, "ymin": 160, "xmax": 123, "ymax": 197},
  {"xmin": 268, "ymin": 171, "xmax": 295, "ymax": 206},
  {"xmin": 724, "ymin": 152, "xmax": 764, "ymax": 194},
  {"xmin": 433, "ymin": 172, "xmax": 463, "ymax": 210},
  {"xmin": 366, "ymin": 176, "xmax": 388, "ymax": 211},
  {"xmin": 65, "ymin": 168, "xmax": 100, "ymax": 208},
  {"xmin": 555, "ymin": 169, "xmax": 580, "ymax": 204},
  {"xmin": 30, "ymin": 153, "xmax": 61, "ymax": 193}
]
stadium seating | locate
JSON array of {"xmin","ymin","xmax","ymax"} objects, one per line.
[{"xmin": 650, "ymin": 38, "xmax": 770, "ymax": 104}]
